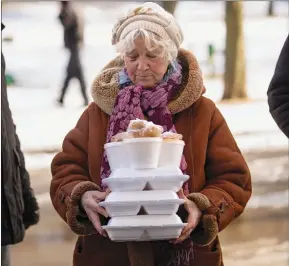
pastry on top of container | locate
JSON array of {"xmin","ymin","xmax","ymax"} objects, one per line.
[
  {"xmin": 142, "ymin": 121, "xmax": 164, "ymax": 137},
  {"xmin": 111, "ymin": 119, "xmax": 164, "ymax": 142},
  {"xmin": 109, "ymin": 119, "xmax": 164, "ymax": 169},
  {"xmin": 111, "ymin": 132, "xmax": 133, "ymax": 142},
  {"xmin": 162, "ymin": 131, "xmax": 183, "ymax": 141},
  {"xmin": 127, "ymin": 119, "xmax": 147, "ymax": 131},
  {"xmin": 127, "ymin": 119, "xmax": 164, "ymax": 138}
]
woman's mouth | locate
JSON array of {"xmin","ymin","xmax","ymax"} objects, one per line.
[{"xmin": 136, "ymin": 75, "xmax": 151, "ymax": 80}]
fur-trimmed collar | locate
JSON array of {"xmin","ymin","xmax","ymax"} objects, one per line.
[{"xmin": 91, "ymin": 48, "xmax": 204, "ymax": 115}]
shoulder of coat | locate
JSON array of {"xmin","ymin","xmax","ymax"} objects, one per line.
[
  {"xmin": 192, "ymin": 96, "xmax": 217, "ymax": 115},
  {"xmin": 87, "ymin": 102, "xmax": 110, "ymax": 121}
]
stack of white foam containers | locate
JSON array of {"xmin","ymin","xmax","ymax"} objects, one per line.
[{"xmin": 100, "ymin": 137, "xmax": 189, "ymax": 242}]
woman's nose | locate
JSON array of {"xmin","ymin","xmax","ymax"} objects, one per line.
[{"xmin": 137, "ymin": 58, "xmax": 149, "ymax": 71}]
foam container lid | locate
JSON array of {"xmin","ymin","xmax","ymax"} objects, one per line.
[
  {"xmin": 109, "ymin": 167, "xmax": 183, "ymax": 178},
  {"xmin": 104, "ymin": 190, "xmax": 178, "ymax": 202},
  {"xmin": 107, "ymin": 214, "xmax": 183, "ymax": 227},
  {"xmin": 102, "ymin": 174, "xmax": 189, "ymax": 192}
]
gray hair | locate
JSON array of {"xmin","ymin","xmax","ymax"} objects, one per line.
[{"xmin": 114, "ymin": 28, "xmax": 178, "ymax": 62}]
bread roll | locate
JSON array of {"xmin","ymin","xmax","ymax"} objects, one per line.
[
  {"xmin": 111, "ymin": 132, "xmax": 133, "ymax": 142},
  {"xmin": 162, "ymin": 132, "xmax": 183, "ymax": 141},
  {"xmin": 127, "ymin": 119, "xmax": 147, "ymax": 131}
]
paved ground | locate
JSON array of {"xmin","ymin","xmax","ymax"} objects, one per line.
[{"xmin": 9, "ymin": 150, "xmax": 289, "ymax": 266}]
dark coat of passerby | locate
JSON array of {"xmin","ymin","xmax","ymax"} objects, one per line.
[
  {"xmin": 268, "ymin": 34, "xmax": 289, "ymax": 138},
  {"xmin": 1, "ymin": 23, "xmax": 40, "ymax": 266},
  {"xmin": 58, "ymin": 1, "xmax": 89, "ymax": 106}
]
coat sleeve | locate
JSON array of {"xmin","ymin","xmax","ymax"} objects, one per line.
[
  {"xmin": 14, "ymin": 128, "xmax": 40, "ymax": 229},
  {"xmin": 50, "ymin": 107, "xmax": 102, "ymax": 235},
  {"xmin": 267, "ymin": 34, "xmax": 289, "ymax": 138},
  {"xmin": 188, "ymin": 107, "xmax": 252, "ymax": 246},
  {"xmin": 2, "ymin": 50, "xmax": 39, "ymax": 229}
]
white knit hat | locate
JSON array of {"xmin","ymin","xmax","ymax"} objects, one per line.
[{"xmin": 112, "ymin": 2, "xmax": 184, "ymax": 57}]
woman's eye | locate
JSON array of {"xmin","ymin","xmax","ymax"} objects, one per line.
[
  {"xmin": 147, "ymin": 53, "xmax": 157, "ymax": 59},
  {"xmin": 128, "ymin": 55, "xmax": 138, "ymax": 61}
]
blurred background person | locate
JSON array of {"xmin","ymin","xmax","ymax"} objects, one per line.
[
  {"xmin": 1, "ymin": 23, "xmax": 39, "ymax": 266},
  {"xmin": 267, "ymin": 34, "xmax": 289, "ymax": 138},
  {"xmin": 57, "ymin": 1, "xmax": 89, "ymax": 107}
]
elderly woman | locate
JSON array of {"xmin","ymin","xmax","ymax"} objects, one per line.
[{"xmin": 50, "ymin": 2, "xmax": 251, "ymax": 266}]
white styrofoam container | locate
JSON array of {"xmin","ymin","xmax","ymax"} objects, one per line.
[
  {"xmin": 103, "ymin": 214, "xmax": 186, "ymax": 242},
  {"xmin": 109, "ymin": 167, "xmax": 183, "ymax": 179},
  {"xmin": 158, "ymin": 140, "xmax": 185, "ymax": 168},
  {"xmin": 99, "ymin": 191, "xmax": 184, "ymax": 217},
  {"xmin": 105, "ymin": 190, "xmax": 179, "ymax": 201},
  {"xmin": 107, "ymin": 214, "xmax": 182, "ymax": 227},
  {"xmin": 104, "ymin": 142, "xmax": 129, "ymax": 171},
  {"xmin": 146, "ymin": 175, "xmax": 189, "ymax": 191},
  {"xmin": 102, "ymin": 177, "xmax": 148, "ymax": 192},
  {"xmin": 152, "ymin": 167, "xmax": 183, "ymax": 176},
  {"xmin": 102, "ymin": 175, "xmax": 189, "ymax": 192},
  {"xmin": 123, "ymin": 138, "xmax": 162, "ymax": 169}
]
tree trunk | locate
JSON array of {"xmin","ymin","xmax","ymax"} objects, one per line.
[
  {"xmin": 267, "ymin": 1, "xmax": 274, "ymax": 16},
  {"xmin": 223, "ymin": 1, "xmax": 247, "ymax": 100},
  {"xmin": 161, "ymin": 1, "xmax": 178, "ymax": 15}
]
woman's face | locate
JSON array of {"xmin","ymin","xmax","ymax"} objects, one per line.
[{"xmin": 123, "ymin": 38, "xmax": 169, "ymax": 88}]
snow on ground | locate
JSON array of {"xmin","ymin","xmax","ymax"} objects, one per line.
[
  {"xmin": 3, "ymin": 2, "xmax": 288, "ymax": 152},
  {"xmin": 2, "ymin": 2, "xmax": 288, "ymax": 100},
  {"xmin": 24, "ymin": 153, "xmax": 56, "ymax": 170},
  {"xmin": 8, "ymin": 85, "xmax": 288, "ymax": 153}
]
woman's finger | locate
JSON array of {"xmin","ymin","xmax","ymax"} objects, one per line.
[
  {"xmin": 104, "ymin": 188, "xmax": 111, "ymax": 196},
  {"xmin": 177, "ymin": 188, "xmax": 185, "ymax": 199},
  {"xmin": 170, "ymin": 213, "xmax": 196, "ymax": 244},
  {"xmin": 94, "ymin": 189, "xmax": 111, "ymax": 200},
  {"xmin": 87, "ymin": 209, "xmax": 107, "ymax": 237},
  {"xmin": 171, "ymin": 227, "xmax": 193, "ymax": 244},
  {"xmin": 95, "ymin": 204, "xmax": 109, "ymax": 218},
  {"xmin": 92, "ymin": 190, "xmax": 109, "ymax": 202},
  {"xmin": 187, "ymin": 211, "xmax": 199, "ymax": 229},
  {"xmin": 181, "ymin": 222, "xmax": 194, "ymax": 236}
]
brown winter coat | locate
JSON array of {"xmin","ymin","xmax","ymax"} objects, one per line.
[{"xmin": 50, "ymin": 49, "xmax": 252, "ymax": 266}]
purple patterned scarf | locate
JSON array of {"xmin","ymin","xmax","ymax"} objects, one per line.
[{"xmin": 101, "ymin": 61, "xmax": 188, "ymax": 193}]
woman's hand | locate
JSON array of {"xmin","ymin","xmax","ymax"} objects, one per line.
[
  {"xmin": 171, "ymin": 189, "xmax": 202, "ymax": 244},
  {"xmin": 81, "ymin": 189, "xmax": 110, "ymax": 237}
]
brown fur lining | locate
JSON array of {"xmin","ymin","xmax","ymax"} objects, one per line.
[
  {"xmin": 66, "ymin": 181, "xmax": 101, "ymax": 235},
  {"xmin": 91, "ymin": 48, "xmax": 204, "ymax": 115},
  {"xmin": 188, "ymin": 193, "xmax": 219, "ymax": 246},
  {"xmin": 187, "ymin": 192, "xmax": 212, "ymax": 211},
  {"xmin": 191, "ymin": 214, "xmax": 219, "ymax": 246}
]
